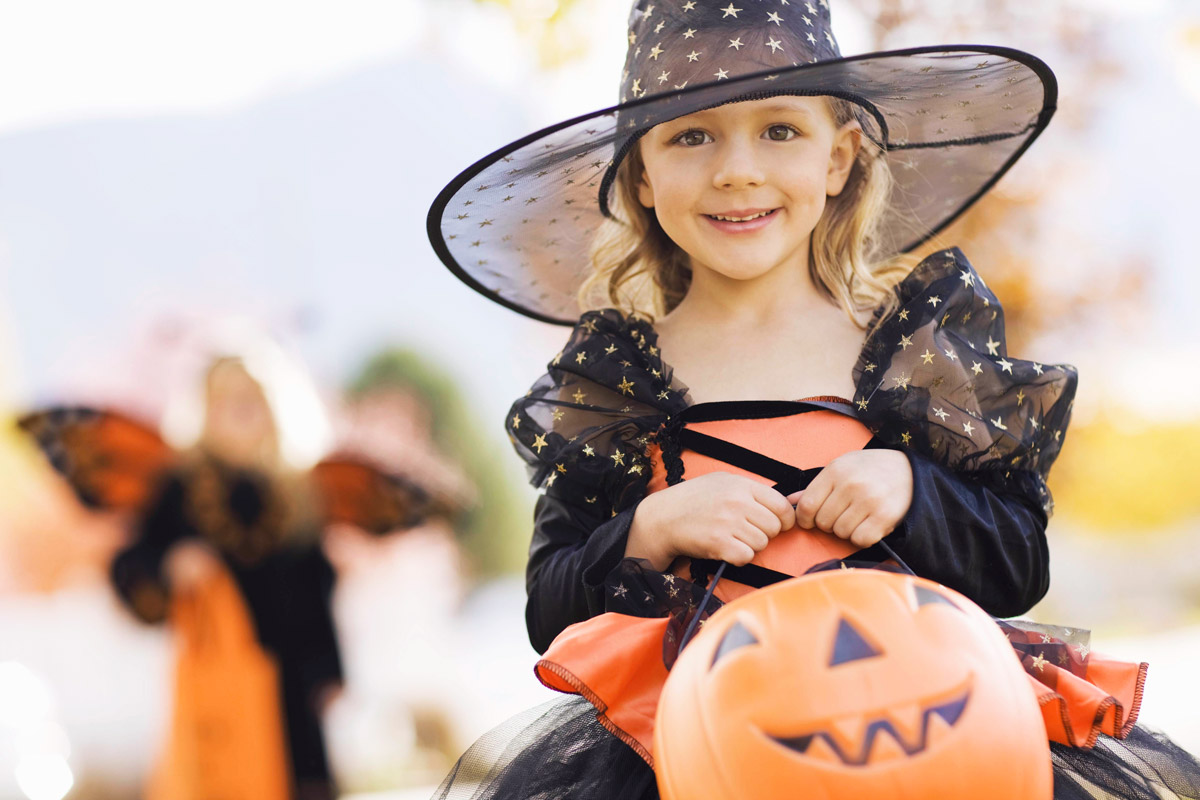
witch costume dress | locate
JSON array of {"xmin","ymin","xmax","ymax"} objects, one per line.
[
  {"xmin": 431, "ymin": 248, "xmax": 1200, "ymax": 800},
  {"xmin": 18, "ymin": 409, "xmax": 428, "ymax": 800}
]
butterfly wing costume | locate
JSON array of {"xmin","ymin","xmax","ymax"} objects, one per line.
[{"xmin": 18, "ymin": 407, "xmax": 429, "ymax": 800}]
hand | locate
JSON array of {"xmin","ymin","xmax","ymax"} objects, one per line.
[
  {"xmin": 788, "ymin": 449, "xmax": 913, "ymax": 548},
  {"xmin": 313, "ymin": 682, "xmax": 344, "ymax": 716},
  {"xmin": 626, "ymin": 472, "xmax": 794, "ymax": 571},
  {"xmin": 164, "ymin": 541, "xmax": 222, "ymax": 592}
]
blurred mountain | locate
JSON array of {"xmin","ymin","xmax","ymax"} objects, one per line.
[{"xmin": 0, "ymin": 54, "xmax": 560, "ymax": 424}]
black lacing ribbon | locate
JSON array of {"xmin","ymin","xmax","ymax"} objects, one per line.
[
  {"xmin": 659, "ymin": 414, "xmax": 687, "ymax": 488},
  {"xmin": 661, "ymin": 422, "xmax": 916, "ymax": 652}
]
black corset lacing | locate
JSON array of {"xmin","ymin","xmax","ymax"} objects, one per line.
[{"xmin": 653, "ymin": 414, "xmax": 916, "ymax": 651}]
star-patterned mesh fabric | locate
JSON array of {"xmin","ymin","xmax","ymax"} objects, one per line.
[
  {"xmin": 506, "ymin": 247, "xmax": 1075, "ymax": 517},
  {"xmin": 853, "ymin": 246, "xmax": 1076, "ymax": 513},
  {"xmin": 429, "ymin": 0, "xmax": 1057, "ymax": 324}
]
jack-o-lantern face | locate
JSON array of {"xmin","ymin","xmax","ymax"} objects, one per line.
[{"xmin": 654, "ymin": 570, "xmax": 1051, "ymax": 800}]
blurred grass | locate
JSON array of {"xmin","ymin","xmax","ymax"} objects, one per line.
[{"xmin": 1052, "ymin": 413, "xmax": 1200, "ymax": 533}]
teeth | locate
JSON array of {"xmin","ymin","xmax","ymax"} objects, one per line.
[
  {"xmin": 884, "ymin": 701, "xmax": 924, "ymax": 749},
  {"xmin": 710, "ymin": 210, "xmax": 772, "ymax": 222},
  {"xmin": 867, "ymin": 727, "xmax": 909, "ymax": 764}
]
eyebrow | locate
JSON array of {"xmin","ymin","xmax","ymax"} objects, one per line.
[
  {"xmin": 685, "ymin": 101, "xmax": 816, "ymax": 122},
  {"xmin": 753, "ymin": 102, "xmax": 816, "ymax": 117}
]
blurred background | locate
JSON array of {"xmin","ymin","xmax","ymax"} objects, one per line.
[{"xmin": 1, "ymin": 0, "xmax": 1198, "ymax": 797}]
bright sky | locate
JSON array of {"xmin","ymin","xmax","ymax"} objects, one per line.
[
  {"xmin": 0, "ymin": 0, "xmax": 1183, "ymax": 136},
  {"xmin": 0, "ymin": 0, "xmax": 617, "ymax": 136},
  {"xmin": 0, "ymin": 0, "xmax": 434, "ymax": 134}
]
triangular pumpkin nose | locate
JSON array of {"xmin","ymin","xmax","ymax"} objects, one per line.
[
  {"xmin": 830, "ymin": 618, "xmax": 881, "ymax": 666},
  {"xmin": 914, "ymin": 585, "xmax": 960, "ymax": 610}
]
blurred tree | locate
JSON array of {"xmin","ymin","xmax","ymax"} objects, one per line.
[
  {"xmin": 468, "ymin": 0, "xmax": 592, "ymax": 68},
  {"xmin": 845, "ymin": 0, "xmax": 1133, "ymax": 349},
  {"xmin": 347, "ymin": 349, "xmax": 529, "ymax": 577}
]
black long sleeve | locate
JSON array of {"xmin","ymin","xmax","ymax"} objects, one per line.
[
  {"xmin": 524, "ymin": 451, "xmax": 1049, "ymax": 653},
  {"xmin": 110, "ymin": 474, "xmax": 190, "ymax": 624},
  {"xmin": 890, "ymin": 450, "xmax": 1050, "ymax": 619},
  {"xmin": 525, "ymin": 486, "xmax": 639, "ymax": 654}
]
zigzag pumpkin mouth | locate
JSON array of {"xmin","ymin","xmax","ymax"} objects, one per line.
[{"xmin": 766, "ymin": 687, "xmax": 971, "ymax": 766}]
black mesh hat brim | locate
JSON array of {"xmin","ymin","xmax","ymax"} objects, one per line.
[{"xmin": 426, "ymin": 44, "xmax": 1057, "ymax": 326}]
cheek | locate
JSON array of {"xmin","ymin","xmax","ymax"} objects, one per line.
[
  {"xmin": 646, "ymin": 179, "xmax": 706, "ymax": 249},
  {"xmin": 648, "ymin": 165, "xmax": 700, "ymax": 215},
  {"xmin": 777, "ymin": 158, "xmax": 830, "ymax": 201}
]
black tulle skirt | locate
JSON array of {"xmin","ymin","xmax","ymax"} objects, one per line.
[{"xmin": 432, "ymin": 696, "xmax": 1200, "ymax": 800}]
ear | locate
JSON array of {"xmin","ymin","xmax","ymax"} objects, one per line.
[
  {"xmin": 826, "ymin": 121, "xmax": 862, "ymax": 197},
  {"xmin": 637, "ymin": 168, "xmax": 656, "ymax": 209}
]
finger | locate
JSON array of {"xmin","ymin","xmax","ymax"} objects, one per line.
[
  {"xmin": 732, "ymin": 524, "xmax": 771, "ymax": 554},
  {"xmin": 745, "ymin": 502, "xmax": 785, "ymax": 538},
  {"xmin": 720, "ymin": 538, "xmax": 757, "ymax": 566},
  {"xmin": 752, "ymin": 484, "xmax": 796, "ymax": 532},
  {"xmin": 814, "ymin": 485, "xmax": 852, "ymax": 534},
  {"xmin": 868, "ymin": 492, "xmax": 910, "ymax": 537},
  {"xmin": 793, "ymin": 473, "xmax": 834, "ymax": 530},
  {"xmin": 849, "ymin": 517, "xmax": 892, "ymax": 549},
  {"xmin": 831, "ymin": 503, "xmax": 871, "ymax": 541}
]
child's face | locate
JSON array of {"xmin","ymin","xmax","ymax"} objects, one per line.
[
  {"xmin": 203, "ymin": 362, "xmax": 274, "ymax": 459},
  {"xmin": 636, "ymin": 96, "xmax": 861, "ymax": 286}
]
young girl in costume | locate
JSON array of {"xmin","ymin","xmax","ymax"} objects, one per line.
[
  {"xmin": 427, "ymin": 2, "xmax": 1200, "ymax": 798},
  {"xmin": 21, "ymin": 354, "xmax": 429, "ymax": 800}
]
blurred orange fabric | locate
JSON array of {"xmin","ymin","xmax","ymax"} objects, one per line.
[{"xmin": 148, "ymin": 563, "xmax": 290, "ymax": 800}]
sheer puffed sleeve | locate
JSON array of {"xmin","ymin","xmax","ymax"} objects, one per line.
[
  {"xmin": 507, "ymin": 309, "xmax": 688, "ymax": 503},
  {"xmin": 507, "ymin": 310, "xmax": 690, "ymax": 652},
  {"xmin": 854, "ymin": 246, "xmax": 1077, "ymax": 516}
]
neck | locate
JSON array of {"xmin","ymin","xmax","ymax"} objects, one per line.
[{"xmin": 670, "ymin": 250, "xmax": 831, "ymax": 330}]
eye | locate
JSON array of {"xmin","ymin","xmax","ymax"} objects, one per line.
[
  {"xmin": 829, "ymin": 617, "xmax": 881, "ymax": 666},
  {"xmin": 765, "ymin": 124, "xmax": 799, "ymax": 142},
  {"xmin": 710, "ymin": 620, "xmax": 759, "ymax": 668},
  {"xmin": 914, "ymin": 585, "xmax": 961, "ymax": 611},
  {"xmin": 671, "ymin": 129, "xmax": 712, "ymax": 147}
]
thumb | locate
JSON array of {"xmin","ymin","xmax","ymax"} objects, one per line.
[{"xmin": 786, "ymin": 490, "xmax": 803, "ymax": 506}]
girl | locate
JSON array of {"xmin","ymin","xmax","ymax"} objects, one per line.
[
  {"xmin": 113, "ymin": 357, "xmax": 344, "ymax": 800},
  {"xmin": 21, "ymin": 353, "xmax": 429, "ymax": 800},
  {"xmin": 427, "ymin": 2, "xmax": 1200, "ymax": 798}
]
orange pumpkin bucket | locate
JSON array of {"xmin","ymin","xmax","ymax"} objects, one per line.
[{"xmin": 653, "ymin": 569, "xmax": 1052, "ymax": 800}]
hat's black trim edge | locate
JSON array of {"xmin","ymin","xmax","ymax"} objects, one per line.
[
  {"xmin": 889, "ymin": 123, "xmax": 1040, "ymax": 151},
  {"xmin": 426, "ymin": 43, "xmax": 1058, "ymax": 326},
  {"xmin": 899, "ymin": 53, "xmax": 1057, "ymax": 252}
]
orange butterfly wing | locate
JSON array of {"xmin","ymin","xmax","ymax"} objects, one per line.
[
  {"xmin": 18, "ymin": 407, "xmax": 175, "ymax": 511},
  {"xmin": 311, "ymin": 457, "xmax": 428, "ymax": 535}
]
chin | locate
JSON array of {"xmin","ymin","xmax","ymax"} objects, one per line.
[{"xmin": 698, "ymin": 253, "xmax": 792, "ymax": 282}]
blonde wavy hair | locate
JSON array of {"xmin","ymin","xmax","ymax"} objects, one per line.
[{"xmin": 581, "ymin": 97, "xmax": 919, "ymax": 328}]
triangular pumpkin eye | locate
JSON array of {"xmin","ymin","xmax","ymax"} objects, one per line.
[
  {"xmin": 829, "ymin": 617, "xmax": 881, "ymax": 666},
  {"xmin": 710, "ymin": 620, "xmax": 759, "ymax": 668},
  {"xmin": 915, "ymin": 585, "xmax": 960, "ymax": 611}
]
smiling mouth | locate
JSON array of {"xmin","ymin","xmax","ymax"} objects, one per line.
[
  {"xmin": 705, "ymin": 209, "xmax": 778, "ymax": 223},
  {"xmin": 766, "ymin": 688, "xmax": 971, "ymax": 767}
]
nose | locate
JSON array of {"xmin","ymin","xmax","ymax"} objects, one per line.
[{"xmin": 711, "ymin": 136, "xmax": 766, "ymax": 190}]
